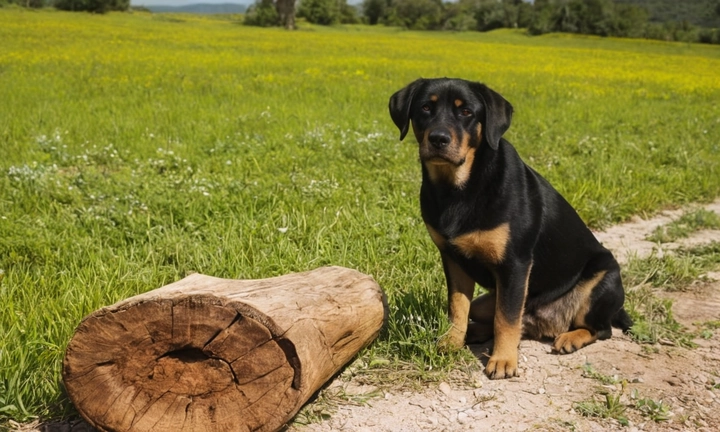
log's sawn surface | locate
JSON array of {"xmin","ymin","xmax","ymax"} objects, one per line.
[{"xmin": 63, "ymin": 266, "xmax": 387, "ymax": 432}]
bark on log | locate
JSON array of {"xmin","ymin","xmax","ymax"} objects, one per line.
[{"xmin": 63, "ymin": 266, "xmax": 387, "ymax": 432}]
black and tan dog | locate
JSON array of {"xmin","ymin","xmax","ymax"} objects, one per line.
[{"xmin": 389, "ymin": 78, "xmax": 632, "ymax": 380}]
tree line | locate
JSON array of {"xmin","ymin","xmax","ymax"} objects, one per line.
[
  {"xmin": 3, "ymin": 0, "xmax": 719, "ymax": 45},
  {"xmin": 245, "ymin": 0, "xmax": 720, "ymax": 45},
  {"xmin": 1, "ymin": 0, "xmax": 128, "ymax": 13}
]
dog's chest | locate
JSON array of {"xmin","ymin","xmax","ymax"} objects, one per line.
[{"xmin": 426, "ymin": 218, "xmax": 510, "ymax": 266}]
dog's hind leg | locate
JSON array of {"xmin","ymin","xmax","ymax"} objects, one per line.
[{"xmin": 552, "ymin": 263, "xmax": 626, "ymax": 354}]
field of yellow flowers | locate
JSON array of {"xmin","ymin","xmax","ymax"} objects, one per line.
[{"xmin": 1, "ymin": 8, "xmax": 719, "ymax": 423}]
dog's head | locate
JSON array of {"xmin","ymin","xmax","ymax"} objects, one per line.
[{"xmin": 389, "ymin": 78, "xmax": 513, "ymax": 186}]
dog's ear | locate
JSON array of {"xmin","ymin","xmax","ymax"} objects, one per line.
[
  {"xmin": 389, "ymin": 79, "xmax": 424, "ymax": 141},
  {"xmin": 471, "ymin": 83, "xmax": 513, "ymax": 150}
]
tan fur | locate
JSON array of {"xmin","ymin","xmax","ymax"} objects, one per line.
[
  {"xmin": 485, "ymin": 308, "xmax": 522, "ymax": 379},
  {"xmin": 451, "ymin": 223, "xmax": 510, "ymax": 264},
  {"xmin": 430, "ymin": 94, "xmax": 438, "ymax": 102},
  {"xmin": 437, "ymin": 259, "xmax": 475, "ymax": 350},
  {"xmin": 424, "ymin": 223, "xmax": 446, "ymax": 250},
  {"xmin": 553, "ymin": 328, "xmax": 598, "ymax": 354},
  {"xmin": 454, "ymin": 99, "xmax": 463, "ymax": 107},
  {"xmin": 523, "ymin": 271, "xmax": 607, "ymax": 340}
]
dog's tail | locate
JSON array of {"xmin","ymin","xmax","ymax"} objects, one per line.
[{"xmin": 611, "ymin": 307, "xmax": 633, "ymax": 333}]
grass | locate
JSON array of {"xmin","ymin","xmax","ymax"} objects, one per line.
[
  {"xmin": 647, "ymin": 208, "xmax": 720, "ymax": 243},
  {"xmin": 575, "ymin": 387, "xmax": 672, "ymax": 426},
  {"xmin": 622, "ymin": 242, "xmax": 720, "ymax": 347},
  {"xmin": 581, "ymin": 363, "xmax": 620, "ymax": 385},
  {"xmin": 574, "ymin": 392, "xmax": 629, "ymax": 426},
  {"xmin": 1, "ymin": 8, "xmax": 719, "ymax": 424}
]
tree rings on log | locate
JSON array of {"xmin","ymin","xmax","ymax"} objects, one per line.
[{"xmin": 63, "ymin": 266, "xmax": 387, "ymax": 432}]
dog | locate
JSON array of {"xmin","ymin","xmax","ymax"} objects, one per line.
[{"xmin": 389, "ymin": 78, "xmax": 632, "ymax": 380}]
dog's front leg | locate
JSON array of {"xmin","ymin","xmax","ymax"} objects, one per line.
[
  {"xmin": 437, "ymin": 254, "xmax": 475, "ymax": 351},
  {"xmin": 485, "ymin": 261, "xmax": 531, "ymax": 379}
]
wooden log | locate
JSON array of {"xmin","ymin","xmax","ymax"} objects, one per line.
[{"xmin": 63, "ymin": 266, "xmax": 387, "ymax": 432}]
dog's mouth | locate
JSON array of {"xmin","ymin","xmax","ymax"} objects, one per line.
[{"xmin": 424, "ymin": 155, "xmax": 465, "ymax": 166}]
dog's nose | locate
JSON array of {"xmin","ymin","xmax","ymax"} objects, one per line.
[{"xmin": 428, "ymin": 130, "xmax": 451, "ymax": 149}]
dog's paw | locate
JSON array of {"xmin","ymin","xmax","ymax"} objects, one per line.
[
  {"xmin": 437, "ymin": 326, "xmax": 466, "ymax": 352},
  {"xmin": 484, "ymin": 354, "xmax": 519, "ymax": 380},
  {"xmin": 552, "ymin": 329, "xmax": 596, "ymax": 354}
]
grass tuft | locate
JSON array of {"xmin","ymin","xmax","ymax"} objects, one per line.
[{"xmin": 647, "ymin": 209, "xmax": 720, "ymax": 243}]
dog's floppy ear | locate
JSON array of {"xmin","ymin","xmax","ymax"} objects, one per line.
[
  {"xmin": 389, "ymin": 79, "xmax": 424, "ymax": 141},
  {"xmin": 471, "ymin": 82, "xmax": 513, "ymax": 150}
]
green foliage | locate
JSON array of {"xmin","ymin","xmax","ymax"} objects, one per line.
[
  {"xmin": 299, "ymin": 0, "xmax": 340, "ymax": 25},
  {"xmin": 529, "ymin": 0, "xmax": 649, "ymax": 37},
  {"xmin": 386, "ymin": 0, "xmax": 443, "ymax": 30},
  {"xmin": 362, "ymin": 0, "xmax": 385, "ymax": 25},
  {"xmin": 298, "ymin": 0, "xmax": 357, "ymax": 25},
  {"xmin": 632, "ymin": 390, "xmax": 672, "ymax": 422},
  {"xmin": 617, "ymin": 0, "xmax": 720, "ymax": 28},
  {"xmin": 244, "ymin": 0, "xmax": 280, "ymax": 27},
  {"xmin": 574, "ymin": 391, "xmax": 629, "ymax": 425},
  {"xmin": 54, "ymin": 0, "xmax": 128, "ymax": 13}
]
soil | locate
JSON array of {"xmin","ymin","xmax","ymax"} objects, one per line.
[{"xmin": 14, "ymin": 201, "xmax": 720, "ymax": 432}]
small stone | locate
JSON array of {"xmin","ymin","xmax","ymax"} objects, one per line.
[
  {"xmin": 459, "ymin": 396, "xmax": 467, "ymax": 405},
  {"xmin": 537, "ymin": 388, "xmax": 546, "ymax": 395},
  {"xmin": 438, "ymin": 382, "xmax": 452, "ymax": 396},
  {"xmin": 457, "ymin": 412, "xmax": 469, "ymax": 424}
]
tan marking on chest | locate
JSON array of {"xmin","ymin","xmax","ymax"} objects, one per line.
[
  {"xmin": 451, "ymin": 223, "xmax": 510, "ymax": 264},
  {"xmin": 425, "ymin": 223, "xmax": 446, "ymax": 249}
]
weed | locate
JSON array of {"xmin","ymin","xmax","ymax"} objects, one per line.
[
  {"xmin": 574, "ymin": 392, "xmax": 628, "ymax": 426},
  {"xmin": 631, "ymin": 390, "xmax": 672, "ymax": 422},
  {"xmin": 581, "ymin": 364, "xmax": 620, "ymax": 385}
]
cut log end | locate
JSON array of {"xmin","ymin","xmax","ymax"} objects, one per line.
[
  {"xmin": 63, "ymin": 267, "xmax": 387, "ymax": 432},
  {"xmin": 64, "ymin": 297, "xmax": 301, "ymax": 432}
]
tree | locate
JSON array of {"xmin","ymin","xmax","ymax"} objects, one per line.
[
  {"xmin": 298, "ymin": 0, "xmax": 340, "ymax": 25},
  {"xmin": 54, "ymin": 0, "xmax": 129, "ymax": 13},
  {"xmin": 244, "ymin": 0, "xmax": 280, "ymax": 27},
  {"xmin": 338, "ymin": 0, "xmax": 359, "ymax": 24},
  {"xmin": 363, "ymin": 0, "xmax": 386, "ymax": 25},
  {"xmin": 277, "ymin": 0, "xmax": 296, "ymax": 29},
  {"xmin": 389, "ymin": 0, "xmax": 443, "ymax": 30},
  {"xmin": 244, "ymin": 0, "xmax": 295, "ymax": 29}
]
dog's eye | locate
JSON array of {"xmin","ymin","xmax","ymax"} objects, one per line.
[
  {"xmin": 460, "ymin": 108, "xmax": 473, "ymax": 117},
  {"xmin": 421, "ymin": 105, "xmax": 431, "ymax": 112}
]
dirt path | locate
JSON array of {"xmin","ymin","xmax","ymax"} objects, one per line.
[
  {"xmin": 15, "ymin": 201, "xmax": 720, "ymax": 432},
  {"xmin": 291, "ymin": 200, "xmax": 720, "ymax": 432}
]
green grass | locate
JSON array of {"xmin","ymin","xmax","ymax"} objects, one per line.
[
  {"xmin": 623, "ymin": 242, "xmax": 720, "ymax": 347},
  {"xmin": 1, "ymin": 9, "xmax": 719, "ymax": 424},
  {"xmin": 574, "ymin": 392, "xmax": 629, "ymax": 426},
  {"xmin": 647, "ymin": 209, "xmax": 720, "ymax": 243}
]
